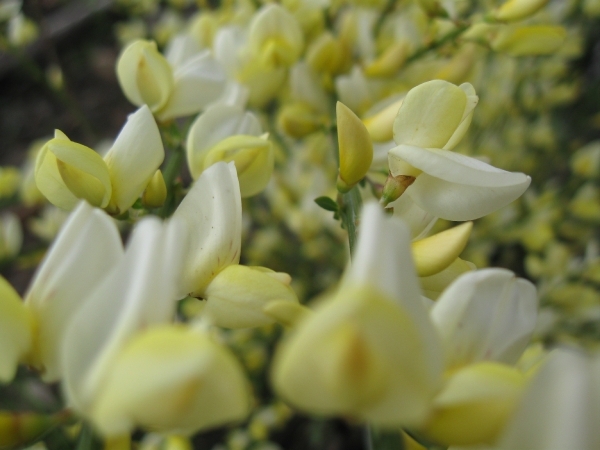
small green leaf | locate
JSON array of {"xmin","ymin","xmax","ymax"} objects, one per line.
[{"xmin": 314, "ymin": 196, "xmax": 339, "ymax": 212}]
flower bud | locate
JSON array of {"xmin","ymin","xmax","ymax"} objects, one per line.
[
  {"xmin": 493, "ymin": 0, "xmax": 548, "ymax": 22},
  {"xmin": 203, "ymin": 135, "xmax": 274, "ymax": 198},
  {"xmin": 364, "ymin": 41, "xmax": 410, "ymax": 78},
  {"xmin": 306, "ymin": 32, "xmax": 351, "ymax": 75},
  {"xmin": 203, "ymin": 265, "xmax": 298, "ymax": 329},
  {"xmin": 336, "ymin": 102, "xmax": 373, "ymax": 192},
  {"xmin": 142, "ymin": 170, "xmax": 167, "ymax": 208},
  {"xmin": 0, "ymin": 166, "xmax": 20, "ymax": 199},
  {"xmin": 380, "ymin": 173, "xmax": 415, "ymax": 206},
  {"xmin": 35, "ymin": 130, "xmax": 112, "ymax": 210},
  {"xmin": 491, "ymin": 25, "xmax": 566, "ymax": 57},
  {"xmin": 116, "ymin": 39, "xmax": 174, "ymax": 112}
]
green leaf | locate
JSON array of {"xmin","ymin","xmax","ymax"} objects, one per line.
[{"xmin": 314, "ymin": 196, "xmax": 338, "ymax": 212}]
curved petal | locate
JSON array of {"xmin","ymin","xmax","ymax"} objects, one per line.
[
  {"xmin": 157, "ymin": 51, "xmax": 227, "ymax": 120},
  {"xmin": 34, "ymin": 146, "xmax": 79, "ymax": 210},
  {"xmin": 164, "ymin": 34, "xmax": 202, "ymax": 70},
  {"xmin": 25, "ymin": 202, "xmax": 123, "ymax": 381},
  {"xmin": 104, "ymin": 106, "xmax": 164, "ymax": 214},
  {"xmin": 430, "ymin": 268, "xmax": 538, "ymax": 369},
  {"xmin": 406, "ymin": 172, "xmax": 530, "ymax": 221},
  {"xmin": 497, "ymin": 349, "xmax": 600, "ymax": 450},
  {"xmin": 443, "ymin": 83, "xmax": 478, "ymax": 150},
  {"xmin": 90, "ymin": 326, "xmax": 250, "ymax": 437},
  {"xmin": 345, "ymin": 202, "xmax": 443, "ymax": 385},
  {"xmin": 389, "ymin": 146, "xmax": 529, "ymax": 187},
  {"xmin": 186, "ymin": 105, "xmax": 262, "ymax": 179},
  {"xmin": 171, "ymin": 162, "xmax": 242, "ymax": 298},
  {"xmin": 412, "ymin": 222, "xmax": 472, "ymax": 277},
  {"xmin": 388, "ymin": 194, "xmax": 437, "ymax": 240}
]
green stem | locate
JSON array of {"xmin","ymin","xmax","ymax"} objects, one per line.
[
  {"xmin": 158, "ymin": 146, "xmax": 185, "ymax": 218},
  {"xmin": 339, "ymin": 186, "xmax": 362, "ymax": 256},
  {"xmin": 373, "ymin": 0, "xmax": 397, "ymax": 37},
  {"xmin": 74, "ymin": 422, "xmax": 102, "ymax": 450}
]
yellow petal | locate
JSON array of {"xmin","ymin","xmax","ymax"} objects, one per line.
[
  {"xmin": 412, "ymin": 222, "xmax": 473, "ymax": 277},
  {"xmin": 393, "ymin": 80, "xmax": 467, "ymax": 149},
  {"xmin": 263, "ymin": 300, "xmax": 312, "ymax": 328},
  {"xmin": 116, "ymin": 40, "xmax": 174, "ymax": 112},
  {"xmin": 203, "ymin": 135, "xmax": 274, "ymax": 198},
  {"xmin": 91, "ymin": 325, "xmax": 250, "ymax": 437},
  {"xmin": 203, "ymin": 265, "xmax": 298, "ymax": 329},
  {"xmin": 38, "ymin": 136, "xmax": 112, "ymax": 208},
  {"xmin": 35, "ymin": 143, "xmax": 79, "ymax": 210},
  {"xmin": 423, "ymin": 362, "xmax": 526, "ymax": 446},
  {"xmin": 142, "ymin": 170, "xmax": 167, "ymax": 208},
  {"xmin": 363, "ymin": 97, "xmax": 404, "ymax": 143}
]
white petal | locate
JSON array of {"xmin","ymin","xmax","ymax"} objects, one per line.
[
  {"xmin": 25, "ymin": 202, "xmax": 123, "ymax": 381},
  {"xmin": 157, "ymin": 51, "xmax": 227, "ymax": 120},
  {"xmin": 207, "ymin": 81, "xmax": 249, "ymax": 109},
  {"xmin": 164, "ymin": 33, "xmax": 202, "ymax": 69},
  {"xmin": 346, "ymin": 202, "xmax": 444, "ymax": 383},
  {"xmin": 406, "ymin": 172, "xmax": 531, "ymax": 221},
  {"xmin": 290, "ymin": 62, "xmax": 330, "ymax": 113},
  {"xmin": 171, "ymin": 161, "xmax": 242, "ymax": 298},
  {"xmin": 213, "ymin": 26, "xmax": 246, "ymax": 76},
  {"xmin": 387, "ymin": 194, "xmax": 437, "ymax": 240},
  {"xmin": 430, "ymin": 268, "xmax": 538, "ymax": 369},
  {"xmin": 389, "ymin": 146, "xmax": 529, "ymax": 187},
  {"xmin": 186, "ymin": 104, "xmax": 262, "ymax": 179},
  {"xmin": 104, "ymin": 105, "xmax": 164, "ymax": 214},
  {"xmin": 497, "ymin": 349, "xmax": 600, "ymax": 450},
  {"xmin": 61, "ymin": 218, "xmax": 182, "ymax": 412}
]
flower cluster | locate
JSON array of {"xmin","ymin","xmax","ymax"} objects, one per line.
[{"xmin": 0, "ymin": 0, "xmax": 599, "ymax": 449}]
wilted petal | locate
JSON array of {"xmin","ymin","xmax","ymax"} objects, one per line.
[
  {"xmin": 25, "ymin": 202, "xmax": 123, "ymax": 381},
  {"xmin": 172, "ymin": 162, "xmax": 242, "ymax": 298},
  {"xmin": 430, "ymin": 268, "xmax": 538, "ymax": 369},
  {"xmin": 104, "ymin": 105, "xmax": 164, "ymax": 214}
]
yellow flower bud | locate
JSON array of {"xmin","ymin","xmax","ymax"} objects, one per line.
[
  {"xmin": 0, "ymin": 275, "xmax": 33, "ymax": 383},
  {"xmin": 411, "ymin": 222, "xmax": 473, "ymax": 277},
  {"xmin": 422, "ymin": 362, "xmax": 526, "ymax": 446},
  {"xmin": 35, "ymin": 130, "xmax": 112, "ymax": 210},
  {"xmin": 494, "ymin": 0, "xmax": 548, "ymax": 22},
  {"xmin": 91, "ymin": 325, "xmax": 250, "ymax": 437},
  {"xmin": 363, "ymin": 98, "xmax": 404, "ymax": 143},
  {"xmin": 364, "ymin": 41, "xmax": 410, "ymax": 78},
  {"xmin": 203, "ymin": 265, "xmax": 299, "ymax": 329},
  {"xmin": 491, "ymin": 25, "xmax": 566, "ymax": 57},
  {"xmin": 203, "ymin": 135, "xmax": 274, "ymax": 198},
  {"xmin": 336, "ymin": 102, "xmax": 373, "ymax": 192},
  {"xmin": 142, "ymin": 170, "xmax": 167, "ymax": 208},
  {"xmin": 116, "ymin": 39, "xmax": 174, "ymax": 112},
  {"xmin": 277, "ymin": 103, "xmax": 325, "ymax": 138}
]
